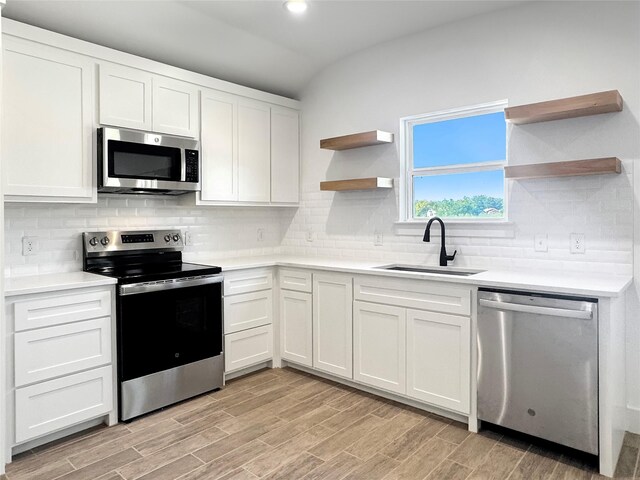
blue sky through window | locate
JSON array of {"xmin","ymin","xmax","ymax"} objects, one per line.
[
  {"xmin": 414, "ymin": 170, "xmax": 504, "ymax": 201},
  {"xmin": 412, "ymin": 111, "xmax": 506, "ymax": 168}
]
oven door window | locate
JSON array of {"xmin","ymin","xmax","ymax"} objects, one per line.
[
  {"xmin": 108, "ymin": 140, "xmax": 182, "ymax": 181},
  {"xmin": 118, "ymin": 282, "xmax": 222, "ymax": 381}
]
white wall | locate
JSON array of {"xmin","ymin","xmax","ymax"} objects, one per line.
[
  {"xmin": 282, "ymin": 1, "xmax": 640, "ymax": 426},
  {"xmin": 4, "ymin": 197, "xmax": 295, "ymax": 276}
]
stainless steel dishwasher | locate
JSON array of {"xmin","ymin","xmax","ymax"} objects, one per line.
[{"xmin": 477, "ymin": 288, "xmax": 598, "ymax": 454}]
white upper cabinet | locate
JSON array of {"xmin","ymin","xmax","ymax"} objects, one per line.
[
  {"xmin": 238, "ymin": 99, "xmax": 271, "ymax": 202},
  {"xmin": 99, "ymin": 64, "xmax": 152, "ymax": 131},
  {"xmin": 200, "ymin": 89, "xmax": 238, "ymax": 201},
  {"xmin": 152, "ymin": 76, "xmax": 199, "ymax": 138},
  {"xmin": 270, "ymin": 107, "xmax": 300, "ymax": 203},
  {"xmin": 199, "ymin": 95, "xmax": 300, "ymax": 206},
  {"xmin": 2, "ymin": 37, "xmax": 95, "ymax": 202},
  {"xmin": 99, "ymin": 64, "xmax": 199, "ymax": 138}
]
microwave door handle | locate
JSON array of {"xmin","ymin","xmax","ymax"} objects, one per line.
[
  {"xmin": 119, "ymin": 275, "xmax": 223, "ymax": 296},
  {"xmin": 478, "ymin": 299, "xmax": 593, "ymax": 320}
]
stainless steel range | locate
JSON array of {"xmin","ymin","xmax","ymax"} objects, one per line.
[{"xmin": 82, "ymin": 229, "xmax": 224, "ymax": 421}]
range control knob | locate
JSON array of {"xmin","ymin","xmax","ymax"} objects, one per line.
[
  {"xmin": 172, "ymin": 234, "xmax": 181, "ymax": 242},
  {"xmin": 100, "ymin": 236, "xmax": 110, "ymax": 246},
  {"xmin": 88, "ymin": 237, "xmax": 98, "ymax": 247},
  {"xmin": 164, "ymin": 234, "xmax": 171, "ymax": 243}
]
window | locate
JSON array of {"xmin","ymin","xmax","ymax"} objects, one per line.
[{"xmin": 400, "ymin": 101, "xmax": 507, "ymax": 222}]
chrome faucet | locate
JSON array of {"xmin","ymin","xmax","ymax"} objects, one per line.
[{"xmin": 423, "ymin": 217, "xmax": 457, "ymax": 267}]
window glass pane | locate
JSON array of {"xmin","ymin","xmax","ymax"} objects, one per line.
[
  {"xmin": 412, "ymin": 111, "xmax": 506, "ymax": 168},
  {"xmin": 413, "ymin": 169, "xmax": 504, "ymax": 219}
]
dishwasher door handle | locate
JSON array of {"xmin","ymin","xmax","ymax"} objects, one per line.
[{"xmin": 479, "ymin": 299, "xmax": 593, "ymax": 320}]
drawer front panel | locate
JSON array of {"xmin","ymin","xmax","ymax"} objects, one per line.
[
  {"xmin": 224, "ymin": 269, "xmax": 273, "ymax": 296},
  {"xmin": 15, "ymin": 365, "xmax": 113, "ymax": 443},
  {"xmin": 14, "ymin": 290, "xmax": 112, "ymax": 331},
  {"xmin": 279, "ymin": 268, "xmax": 312, "ymax": 293},
  {"xmin": 224, "ymin": 290, "xmax": 273, "ymax": 334},
  {"xmin": 354, "ymin": 276, "xmax": 471, "ymax": 316},
  {"xmin": 15, "ymin": 316, "xmax": 112, "ymax": 387},
  {"xmin": 224, "ymin": 325, "xmax": 273, "ymax": 373}
]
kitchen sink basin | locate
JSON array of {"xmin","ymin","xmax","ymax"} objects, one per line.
[{"xmin": 374, "ymin": 264, "xmax": 484, "ymax": 276}]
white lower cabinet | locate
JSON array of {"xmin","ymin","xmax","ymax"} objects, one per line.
[
  {"xmin": 223, "ymin": 268, "xmax": 274, "ymax": 373},
  {"xmin": 280, "ymin": 289, "xmax": 312, "ymax": 367},
  {"xmin": 7, "ymin": 285, "xmax": 116, "ymax": 448},
  {"xmin": 15, "ymin": 366, "xmax": 113, "ymax": 443},
  {"xmin": 353, "ymin": 301, "xmax": 406, "ymax": 395},
  {"xmin": 406, "ymin": 309, "xmax": 470, "ymax": 414},
  {"xmin": 313, "ymin": 273, "xmax": 353, "ymax": 379},
  {"xmin": 225, "ymin": 325, "xmax": 273, "ymax": 373}
]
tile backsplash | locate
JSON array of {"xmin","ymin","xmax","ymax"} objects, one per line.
[
  {"xmin": 278, "ymin": 159, "xmax": 634, "ymax": 275},
  {"xmin": 3, "ymin": 160, "xmax": 634, "ymax": 277},
  {"xmin": 4, "ymin": 196, "xmax": 296, "ymax": 277}
]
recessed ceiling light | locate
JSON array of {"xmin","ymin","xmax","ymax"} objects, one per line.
[{"xmin": 284, "ymin": 0, "xmax": 308, "ymax": 14}]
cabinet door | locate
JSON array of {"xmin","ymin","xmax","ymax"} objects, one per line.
[
  {"xmin": 238, "ymin": 99, "xmax": 270, "ymax": 202},
  {"xmin": 353, "ymin": 301, "xmax": 406, "ymax": 394},
  {"xmin": 406, "ymin": 309, "xmax": 470, "ymax": 414},
  {"xmin": 280, "ymin": 290, "xmax": 312, "ymax": 367},
  {"xmin": 200, "ymin": 89, "xmax": 238, "ymax": 201},
  {"xmin": 313, "ymin": 273, "xmax": 353, "ymax": 379},
  {"xmin": 3, "ymin": 37, "xmax": 95, "ymax": 201},
  {"xmin": 152, "ymin": 76, "xmax": 199, "ymax": 138},
  {"xmin": 99, "ymin": 63, "xmax": 152, "ymax": 131},
  {"xmin": 270, "ymin": 106, "xmax": 299, "ymax": 203},
  {"xmin": 225, "ymin": 325, "xmax": 273, "ymax": 373}
]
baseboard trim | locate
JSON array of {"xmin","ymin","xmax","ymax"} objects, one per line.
[{"xmin": 628, "ymin": 405, "xmax": 640, "ymax": 434}]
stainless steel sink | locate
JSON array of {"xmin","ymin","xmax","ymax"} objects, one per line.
[{"xmin": 374, "ymin": 264, "xmax": 484, "ymax": 276}]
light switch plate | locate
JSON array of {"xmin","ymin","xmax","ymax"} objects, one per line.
[{"xmin": 374, "ymin": 232, "xmax": 383, "ymax": 246}]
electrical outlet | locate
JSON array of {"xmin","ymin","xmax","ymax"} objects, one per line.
[
  {"xmin": 534, "ymin": 234, "xmax": 548, "ymax": 252},
  {"xmin": 184, "ymin": 230, "xmax": 193, "ymax": 246},
  {"xmin": 374, "ymin": 232, "xmax": 383, "ymax": 246},
  {"xmin": 570, "ymin": 233, "xmax": 586, "ymax": 254},
  {"xmin": 22, "ymin": 236, "xmax": 37, "ymax": 256},
  {"xmin": 257, "ymin": 228, "xmax": 265, "ymax": 242},
  {"xmin": 306, "ymin": 230, "xmax": 314, "ymax": 242}
]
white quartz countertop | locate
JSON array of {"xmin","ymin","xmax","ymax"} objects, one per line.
[
  {"xmin": 196, "ymin": 255, "xmax": 632, "ymax": 298},
  {"xmin": 5, "ymin": 271, "xmax": 117, "ymax": 296}
]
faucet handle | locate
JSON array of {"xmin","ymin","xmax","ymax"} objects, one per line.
[{"xmin": 447, "ymin": 250, "xmax": 457, "ymax": 262}]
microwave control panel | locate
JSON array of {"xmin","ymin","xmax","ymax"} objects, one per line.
[{"xmin": 185, "ymin": 150, "xmax": 199, "ymax": 183}]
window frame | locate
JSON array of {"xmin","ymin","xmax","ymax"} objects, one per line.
[{"xmin": 399, "ymin": 100, "xmax": 509, "ymax": 223}]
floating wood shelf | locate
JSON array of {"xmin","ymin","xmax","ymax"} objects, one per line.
[
  {"xmin": 504, "ymin": 157, "xmax": 621, "ymax": 180},
  {"xmin": 320, "ymin": 177, "xmax": 393, "ymax": 191},
  {"xmin": 505, "ymin": 90, "xmax": 623, "ymax": 125},
  {"xmin": 320, "ymin": 130, "xmax": 394, "ymax": 150}
]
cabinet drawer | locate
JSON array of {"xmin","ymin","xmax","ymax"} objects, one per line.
[
  {"xmin": 354, "ymin": 276, "xmax": 471, "ymax": 316},
  {"xmin": 15, "ymin": 316, "xmax": 112, "ymax": 387},
  {"xmin": 225, "ymin": 325, "xmax": 273, "ymax": 373},
  {"xmin": 224, "ymin": 269, "xmax": 273, "ymax": 296},
  {"xmin": 14, "ymin": 290, "xmax": 112, "ymax": 332},
  {"xmin": 224, "ymin": 290, "xmax": 272, "ymax": 334},
  {"xmin": 15, "ymin": 365, "xmax": 113, "ymax": 443},
  {"xmin": 279, "ymin": 268, "xmax": 312, "ymax": 293}
]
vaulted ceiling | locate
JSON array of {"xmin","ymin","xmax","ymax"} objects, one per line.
[{"xmin": 3, "ymin": 0, "xmax": 525, "ymax": 98}]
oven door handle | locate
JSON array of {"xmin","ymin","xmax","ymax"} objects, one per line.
[{"xmin": 119, "ymin": 274, "xmax": 223, "ymax": 296}]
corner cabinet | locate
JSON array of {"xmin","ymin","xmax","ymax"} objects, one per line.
[
  {"xmin": 99, "ymin": 63, "xmax": 199, "ymax": 138},
  {"xmin": 2, "ymin": 37, "xmax": 96, "ymax": 203},
  {"xmin": 198, "ymin": 90, "xmax": 300, "ymax": 206},
  {"xmin": 279, "ymin": 269, "xmax": 313, "ymax": 367}
]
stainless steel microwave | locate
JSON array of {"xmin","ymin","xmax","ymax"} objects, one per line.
[{"xmin": 98, "ymin": 127, "xmax": 200, "ymax": 195}]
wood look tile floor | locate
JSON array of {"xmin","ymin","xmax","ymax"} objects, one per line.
[{"xmin": 3, "ymin": 368, "xmax": 638, "ymax": 480}]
